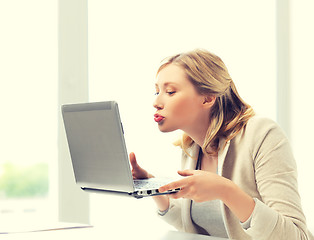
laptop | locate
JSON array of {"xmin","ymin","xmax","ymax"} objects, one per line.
[{"xmin": 61, "ymin": 101, "xmax": 180, "ymax": 198}]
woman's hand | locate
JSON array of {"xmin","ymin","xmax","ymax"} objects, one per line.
[
  {"xmin": 159, "ymin": 169, "xmax": 230, "ymax": 202},
  {"xmin": 159, "ymin": 169, "xmax": 255, "ymax": 222},
  {"xmin": 129, "ymin": 152, "xmax": 169, "ymax": 211},
  {"xmin": 129, "ymin": 152, "xmax": 154, "ymax": 179}
]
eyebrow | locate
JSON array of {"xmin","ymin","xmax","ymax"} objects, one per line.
[{"xmin": 155, "ymin": 82, "xmax": 177, "ymax": 88}]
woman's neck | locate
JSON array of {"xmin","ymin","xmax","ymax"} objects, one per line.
[{"xmin": 183, "ymin": 119, "xmax": 210, "ymax": 149}]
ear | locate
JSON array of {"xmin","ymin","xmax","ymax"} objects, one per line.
[{"xmin": 203, "ymin": 95, "xmax": 216, "ymax": 109}]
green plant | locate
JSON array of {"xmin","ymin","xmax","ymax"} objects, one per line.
[{"xmin": 0, "ymin": 162, "xmax": 49, "ymax": 198}]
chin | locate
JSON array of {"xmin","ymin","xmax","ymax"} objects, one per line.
[
  {"xmin": 159, "ymin": 129, "xmax": 171, "ymax": 133},
  {"xmin": 158, "ymin": 125, "xmax": 176, "ymax": 133}
]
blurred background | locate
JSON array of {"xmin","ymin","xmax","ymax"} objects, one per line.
[{"xmin": 0, "ymin": 0, "xmax": 313, "ymax": 232}]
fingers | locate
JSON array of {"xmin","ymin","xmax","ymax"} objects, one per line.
[
  {"xmin": 129, "ymin": 152, "xmax": 153, "ymax": 179},
  {"xmin": 159, "ymin": 179, "xmax": 186, "ymax": 193},
  {"xmin": 129, "ymin": 152, "xmax": 140, "ymax": 179},
  {"xmin": 168, "ymin": 187, "xmax": 188, "ymax": 199},
  {"xmin": 159, "ymin": 170, "xmax": 196, "ymax": 193},
  {"xmin": 177, "ymin": 169, "xmax": 195, "ymax": 177},
  {"xmin": 129, "ymin": 152, "xmax": 136, "ymax": 162},
  {"xmin": 129, "ymin": 152, "xmax": 138, "ymax": 168}
]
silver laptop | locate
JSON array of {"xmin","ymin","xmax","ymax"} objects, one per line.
[{"xmin": 61, "ymin": 101, "xmax": 180, "ymax": 198}]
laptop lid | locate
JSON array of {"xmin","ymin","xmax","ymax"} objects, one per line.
[{"xmin": 61, "ymin": 101, "xmax": 134, "ymax": 193}]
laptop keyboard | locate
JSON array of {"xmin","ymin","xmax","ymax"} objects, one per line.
[{"xmin": 133, "ymin": 179, "xmax": 168, "ymax": 190}]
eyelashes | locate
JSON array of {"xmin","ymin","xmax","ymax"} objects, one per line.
[
  {"xmin": 167, "ymin": 91, "xmax": 176, "ymax": 96},
  {"xmin": 154, "ymin": 91, "xmax": 176, "ymax": 96}
]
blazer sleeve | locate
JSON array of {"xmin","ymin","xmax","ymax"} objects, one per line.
[
  {"xmin": 245, "ymin": 118, "xmax": 313, "ymax": 240},
  {"xmin": 157, "ymin": 149, "xmax": 186, "ymax": 231},
  {"xmin": 157, "ymin": 145, "xmax": 199, "ymax": 233},
  {"xmin": 157, "ymin": 198, "xmax": 184, "ymax": 231}
]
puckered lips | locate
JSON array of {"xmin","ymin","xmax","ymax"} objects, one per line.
[{"xmin": 154, "ymin": 113, "xmax": 165, "ymax": 123}]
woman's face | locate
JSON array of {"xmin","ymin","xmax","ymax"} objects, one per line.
[{"xmin": 153, "ymin": 64, "xmax": 210, "ymax": 133}]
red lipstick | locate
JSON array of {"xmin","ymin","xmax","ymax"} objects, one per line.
[{"xmin": 154, "ymin": 114, "xmax": 165, "ymax": 123}]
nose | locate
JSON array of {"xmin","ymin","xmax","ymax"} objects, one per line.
[{"xmin": 153, "ymin": 95, "xmax": 163, "ymax": 110}]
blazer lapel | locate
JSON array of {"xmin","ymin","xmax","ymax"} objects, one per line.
[{"xmin": 218, "ymin": 137, "xmax": 230, "ymax": 176}]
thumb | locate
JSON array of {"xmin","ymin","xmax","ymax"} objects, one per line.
[
  {"xmin": 177, "ymin": 169, "xmax": 195, "ymax": 177},
  {"xmin": 129, "ymin": 152, "xmax": 139, "ymax": 168}
]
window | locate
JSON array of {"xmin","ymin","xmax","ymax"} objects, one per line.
[{"xmin": 0, "ymin": 0, "xmax": 57, "ymax": 224}]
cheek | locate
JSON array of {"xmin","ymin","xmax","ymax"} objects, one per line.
[{"xmin": 171, "ymin": 96, "xmax": 199, "ymax": 118}]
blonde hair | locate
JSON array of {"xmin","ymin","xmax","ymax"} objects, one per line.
[{"xmin": 157, "ymin": 49, "xmax": 255, "ymax": 155}]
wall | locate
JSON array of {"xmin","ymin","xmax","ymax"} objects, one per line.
[{"xmin": 290, "ymin": 0, "xmax": 314, "ymax": 228}]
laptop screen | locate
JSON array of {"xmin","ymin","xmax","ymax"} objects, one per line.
[{"xmin": 62, "ymin": 101, "xmax": 134, "ymax": 192}]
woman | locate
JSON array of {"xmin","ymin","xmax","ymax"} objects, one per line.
[{"xmin": 130, "ymin": 49, "xmax": 313, "ymax": 239}]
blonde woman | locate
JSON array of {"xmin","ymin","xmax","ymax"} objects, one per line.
[{"xmin": 130, "ymin": 49, "xmax": 313, "ymax": 239}]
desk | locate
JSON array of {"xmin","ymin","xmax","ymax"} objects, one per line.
[{"xmin": 0, "ymin": 225, "xmax": 229, "ymax": 240}]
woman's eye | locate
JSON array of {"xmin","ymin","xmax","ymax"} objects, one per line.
[
  {"xmin": 154, "ymin": 92, "xmax": 159, "ymax": 96},
  {"xmin": 167, "ymin": 91, "xmax": 176, "ymax": 96}
]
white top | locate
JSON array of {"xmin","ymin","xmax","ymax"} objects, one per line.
[
  {"xmin": 190, "ymin": 148, "xmax": 228, "ymax": 238},
  {"xmin": 191, "ymin": 199, "xmax": 228, "ymax": 238}
]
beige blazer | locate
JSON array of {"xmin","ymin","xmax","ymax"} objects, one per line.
[{"xmin": 159, "ymin": 116, "xmax": 314, "ymax": 240}]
